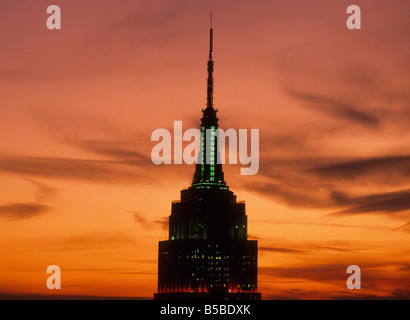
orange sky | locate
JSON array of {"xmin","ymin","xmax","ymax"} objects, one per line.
[{"xmin": 0, "ymin": 0, "xmax": 409, "ymax": 299}]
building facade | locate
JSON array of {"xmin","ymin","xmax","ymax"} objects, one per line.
[{"xmin": 154, "ymin": 23, "xmax": 261, "ymax": 300}]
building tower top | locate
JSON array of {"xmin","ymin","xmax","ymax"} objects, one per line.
[{"xmin": 192, "ymin": 15, "xmax": 226, "ymax": 187}]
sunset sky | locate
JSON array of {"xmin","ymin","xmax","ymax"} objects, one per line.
[{"xmin": 0, "ymin": 0, "xmax": 409, "ymax": 299}]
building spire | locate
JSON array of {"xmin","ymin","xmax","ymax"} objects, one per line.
[
  {"xmin": 209, "ymin": 11, "xmax": 213, "ymax": 59},
  {"xmin": 207, "ymin": 12, "xmax": 214, "ymax": 110},
  {"xmin": 192, "ymin": 15, "xmax": 225, "ymax": 187}
]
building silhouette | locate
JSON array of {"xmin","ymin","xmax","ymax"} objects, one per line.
[{"xmin": 154, "ymin": 21, "xmax": 261, "ymax": 300}]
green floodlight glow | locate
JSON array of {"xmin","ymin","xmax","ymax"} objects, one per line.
[
  {"xmin": 210, "ymin": 126, "xmax": 216, "ymax": 182},
  {"xmin": 194, "ymin": 125, "xmax": 226, "ymax": 187}
]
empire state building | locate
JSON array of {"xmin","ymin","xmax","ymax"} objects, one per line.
[{"xmin": 154, "ymin": 21, "xmax": 261, "ymax": 300}]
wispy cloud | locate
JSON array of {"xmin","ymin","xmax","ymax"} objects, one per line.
[
  {"xmin": 0, "ymin": 156, "xmax": 149, "ymax": 184},
  {"xmin": 131, "ymin": 211, "xmax": 168, "ymax": 231},
  {"xmin": 260, "ymin": 261, "xmax": 410, "ymax": 285},
  {"xmin": 312, "ymin": 155, "xmax": 410, "ymax": 184},
  {"xmin": 394, "ymin": 221, "xmax": 410, "ymax": 233},
  {"xmin": 0, "ymin": 203, "xmax": 48, "ymax": 220},
  {"xmin": 24, "ymin": 178, "xmax": 58, "ymax": 203},
  {"xmin": 288, "ymin": 91, "xmax": 380, "ymax": 128},
  {"xmin": 71, "ymin": 140, "xmax": 150, "ymax": 163},
  {"xmin": 240, "ymin": 153, "xmax": 410, "ymax": 216},
  {"xmin": 260, "ymin": 259, "xmax": 410, "ymax": 299},
  {"xmin": 259, "ymin": 246, "xmax": 306, "ymax": 254},
  {"xmin": 131, "ymin": 212, "xmax": 150, "ymax": 228},
  {"xmin": 0, "ymin": 292, "xmax": 146, "ymax": 300},
  {"xmin": 57, "ymin": 232, "xmax": 137, "ymax": 251},
  {"xmin": 330, "ymin": 189, "xmax": 410, "ymax": 216},
  {"xmin": 259, "ymin": 241, "xmax": 359, "ymax": 256}
]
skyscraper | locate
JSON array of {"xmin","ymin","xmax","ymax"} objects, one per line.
[{"xmin": 154, "ymin": 20, "xmax": 261, "ymax": 301}]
